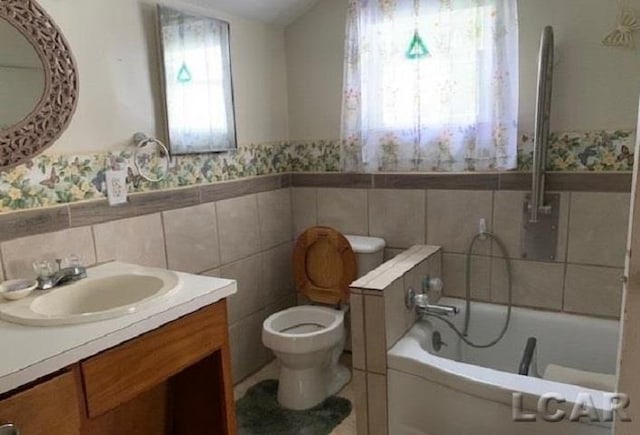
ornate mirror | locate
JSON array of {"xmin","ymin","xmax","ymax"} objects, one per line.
[{"xmin": 0, "ymin": 1, "xmax": 79, "ymax": 170}]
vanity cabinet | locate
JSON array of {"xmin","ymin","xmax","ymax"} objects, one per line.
[
  {"xmin": 0, "ymin": 300, "xmax": 236, "ymax": 435},
  {"xmin": 0, "ymin": 372, "xmax": 81, "ymax": 434}
]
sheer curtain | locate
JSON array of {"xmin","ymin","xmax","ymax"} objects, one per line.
[
  {"xmin": 161, "ymin": 12, "xmax": 235, "ymax": 153},
  {"xmin": 341, "ymin": 0, "xmax": 519, "ymax": 172}
]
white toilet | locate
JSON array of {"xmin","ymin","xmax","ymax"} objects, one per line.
[{"xmin": 262, "ymin": 226, "xmax": 385, "ymax": 410}]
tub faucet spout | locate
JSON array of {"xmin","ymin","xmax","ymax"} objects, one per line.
[
  {"xmin": 418, "ymin": 302, "xmax": 460, "ymax": 317},
  {"xmin": 409, "ymin": 291, "xmax": 459, "ymax": 317}
]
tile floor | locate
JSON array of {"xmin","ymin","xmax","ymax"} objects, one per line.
[{"xmin": 234, "ymin": 354, "xmax": 357, "ymax": 435}]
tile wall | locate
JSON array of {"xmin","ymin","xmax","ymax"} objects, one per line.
[
  {"xmin": 350, "ymin": 245, "xmax": 442, "ymax": 435},
  {"xmin": 0, "ymin": 172, "xmax": 631, "ymax": 389},
  {"xmin": 0, "ymin": 186, "xmax": 296, "ymax": 383},
  {"xmin": 293, "ymin": 187, "xmax": 629, "ymax": 318}
]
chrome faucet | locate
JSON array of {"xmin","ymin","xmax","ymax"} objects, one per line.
[
  {"xmin": 406, "ymin": 280, "xmax": 460, "ymax": 317},
  {"xmin": 33, "ymin": 256, "xmax": 87, "ymax": 290}
]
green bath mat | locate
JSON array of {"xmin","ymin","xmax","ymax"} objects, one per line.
[{"xmin": 236, "ymin": 379, "xmax": 352, "ymax": 435}]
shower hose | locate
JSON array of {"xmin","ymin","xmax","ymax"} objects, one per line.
[{"xmin": 432, "ymin": 232, "xmax": 513, "ymax": 349}]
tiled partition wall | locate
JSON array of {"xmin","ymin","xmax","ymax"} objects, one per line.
[
  {"xmin": 350, "ymin": 245, "xmax": 442, "ymax": 435},
  {"xmin": 0, "ymin": 174, "xmax": 295, "ymax": 383},
  {"xmin": 292, "ymin": 172, "xmax": 631, "ymax": 319}
]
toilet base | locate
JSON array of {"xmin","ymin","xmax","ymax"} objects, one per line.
[{"xmin": 277, "ymin": 362, "xmax": 351, "ymax": 411}]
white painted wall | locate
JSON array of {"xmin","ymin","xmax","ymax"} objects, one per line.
[
  {"xmin": 36, "ymin": 0, "xmax": 289, "ymax": 153},
  {"xmin": 285, "ymin": 0, "xmax": 347, "ymax": 141},
  {"xmin": 519, "ymin": 0, "xmax": 640, "ymax": 134},
  {"xmin": 285, "ymin": 0, "xmax": 640, "ymax": 140}
]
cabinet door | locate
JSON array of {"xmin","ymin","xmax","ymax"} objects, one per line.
[{"xmin": 0, "ymin": 372, "xmax": 81, "ymax": 435}]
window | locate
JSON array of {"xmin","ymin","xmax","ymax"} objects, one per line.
[{"xmin": 341, "ymin": 0, "xmax": 518, "ymax": 172}]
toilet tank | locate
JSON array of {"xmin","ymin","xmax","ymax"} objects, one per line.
[{"xmin": 345, "ymin": 235, "xmax": 386, "ymax": 278}]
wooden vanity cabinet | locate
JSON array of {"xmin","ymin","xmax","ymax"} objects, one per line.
[
  {"xmin": 0, "ymin": 371, "xmax": 81, "ymax": 434},
  {"xmin": 0, "ymin": 299, "xmax": 236, "ymax": 435}
]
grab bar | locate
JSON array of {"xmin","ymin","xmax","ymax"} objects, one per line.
[
  {"xmin": 518, "ymin": 337, "xmax": 538, "ymax": 376},
  {"xmin": 530, "ymin": 26, "xmax": 554, "ymax": 223}
]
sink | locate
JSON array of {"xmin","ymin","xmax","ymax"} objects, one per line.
[{"xmin": 0, "ymin": 267, "xmax": 179, "ymax": 326}]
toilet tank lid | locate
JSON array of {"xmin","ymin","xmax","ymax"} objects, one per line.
[{"xmin": 344, "ymin": 235, "xmax": 386, "ymax": 254}]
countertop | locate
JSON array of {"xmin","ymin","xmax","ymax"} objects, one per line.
[{"xmin": 0, "ymin": 261, "xmax": 236, "ymax": 395}]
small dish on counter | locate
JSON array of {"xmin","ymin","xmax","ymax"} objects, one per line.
[{"xmin": 0, "ymin": 279, "xmax": 38, "ymax": 301}]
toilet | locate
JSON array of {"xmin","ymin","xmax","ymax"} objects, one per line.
[{"xmin": 262, "ymin": 226, "xmax": 386, "ymax": 410}]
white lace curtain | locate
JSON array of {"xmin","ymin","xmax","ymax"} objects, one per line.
[{"xmin": 341, "ymin": 0, "xmax": 519, "ymax": 172}]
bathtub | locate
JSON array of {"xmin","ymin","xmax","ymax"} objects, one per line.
[{"xmin": 387, "ymin": 297, "xmax": 621, "ymax": 435}]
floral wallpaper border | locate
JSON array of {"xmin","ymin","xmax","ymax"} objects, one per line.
[
  {"xmin": 0, "ymin": 141, "xmax": 340, "ymax": 213},
  {"xmin": 0, "ymin": 129, "xmax": 634, "ymax": 213},
  {"xmin": 517, "ymin": 129, "xmax": 634, "ymax": 172}
]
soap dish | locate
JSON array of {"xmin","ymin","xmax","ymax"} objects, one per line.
[{"xmin": 0, "ymin": 279, "xmax": 38, "ymax": 301}]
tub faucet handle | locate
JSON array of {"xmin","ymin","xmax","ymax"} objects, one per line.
[{"xmin": 422, "ymin": 275, "xmax": 443, "ymax": 293}]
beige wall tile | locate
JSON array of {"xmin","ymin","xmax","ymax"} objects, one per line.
[
  {"xmin": 493, "ymin": 191, "xmax": 569, "ymax": 262},
  {"xmin": 202, "ymin": 268, "xmax": 220, "ymax": 276},
  {"xmin": 350, "ymin": 293, "xmax": 366, "ymax": 370},
  {"xmin": 384, "ymin": 248, "xmax": 404, "ymax": 262},
  {"xmin": 93, "ymin": 214, "xmax": 166, "ymax": 268},
  {"xmin": 353, "ymin": 369, "xmax": 369, "ymax": 435},
  {"xmin": 292, "ymin": 187, "xmax": 317, "ymax": 237},
  {"xmin": 364, "ymin": 294, "xmax": 386, "ymax": 374},
  {"xmin": 367, "ymin": 372, "xmax": 388, "ymax": 435},
  {"xmin": 491, "ymin": 259, "xmax": 564, "ymax": 310},
  {"xmin": 265, "ymin": 293, "xmax": 297, "ymax": 318},
  {"xmin": 219, "ymin": 254, "xmax": 264, "ymax": 325},
  {"xmin": 258, "ymin": 189, "xmax": 293, "ymax": 250},
  {"xmin": 217, "ymin": 194, "xmax": 262, "ymax": 265},
  {"xmin": 317, "ymin": 188, "xmax": 368, "ymax": 235},
  {"xmin": 385, "ymin": 277, "xmax": 416, "ymax": 349},
  {"xmin": 404, "ymin": 258, "xmax": 429, "ymax": 296},
  {"xmin": 262, "ymin": 242, "xmax": 294, "ymax": 305},
  {"xmin": 427, "ymin": 190, "xmax": 493, "ymax": 254},
  {"xmin": 1, "ymin": 227, "xmax": 96, "ymax": 279},
  {"xmin": 442, "ymin": 253, "xmax": 491, "ymax": 301},
  {"xmin": 369, "ymin": 189, "xmax": 426, "ymax": 248},
  {"xmin": 229, "ymin": 308, "xmax": 269, "ymax": 383},
  {"xmin": 162, "ymin": 203, "xmax": 220, "ymax": 274},
  {"xmin": 564, "ymin": 264, "xmax": 624, "ymax": 318},
  {"xmin": 426, "ymin": 251, "xmax": 443, "ymax": 282},
  {"xmin": 567, "ymin": 192, "xmax": 630, "ymax": 267}
]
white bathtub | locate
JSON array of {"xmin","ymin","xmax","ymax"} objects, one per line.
[{"xmin": 387, "ymin": 297, "xmax": 621, "ymax": 435}]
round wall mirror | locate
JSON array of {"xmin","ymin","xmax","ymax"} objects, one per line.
[
  {"xmin": 0, "ymin": 19, "xmax": 45, "ymax": 129},
  {"xmin": 0, "ymin": 2, "xmax": 79, "ymax": 170}
]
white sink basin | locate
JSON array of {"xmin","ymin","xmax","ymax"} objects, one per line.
[{"xmin": 0, "ymin": 267, "xmax": 179, "ymax": 326}]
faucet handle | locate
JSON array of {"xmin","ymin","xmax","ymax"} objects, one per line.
[
  {"xmin": 422, "ymin": 275, "xmax": 444, "ymax": 293},
  {"xmin": 406, "ymin": 287, "xmax": 419, "ymax": 310},
  {"xmin": 32, "ymin": 260, "xmax": 58, "ymax": 278},
  {"xmin": 61, "ymin": 254, "xmax": 82, "ymax": 269}
]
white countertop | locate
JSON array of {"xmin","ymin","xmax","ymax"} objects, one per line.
[{"xmin": 0, "ymin": 262, "xmax": 236, "ymax": 395}]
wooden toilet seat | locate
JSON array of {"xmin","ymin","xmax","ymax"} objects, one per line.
[{"xmin": 293, "ymin": 226, "xmax": 357, "ymax": 306}]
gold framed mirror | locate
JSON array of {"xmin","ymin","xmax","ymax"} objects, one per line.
[{"xmin": 0, "ymin": 0, "xmax": 79, "ymax": 170}]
